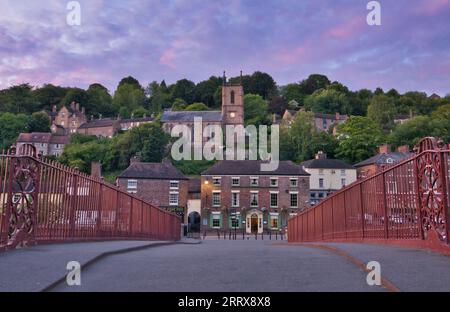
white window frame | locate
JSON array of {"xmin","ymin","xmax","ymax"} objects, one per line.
[
  {"xmin": 170, "ymin": 180, "xmax": 179, "ymax": 190},
  {"xmin": 211, "ymin": 212, "xmax": 221, "ymax": 228},
  {"xmin": 231, "ymin": 177, "xmax": 240, "ymax": 187},
  {"xmin": 127, "ymin": 179, "xmax": 138, "ymax": 190},
  {"xmin": 250, "ymin": 191, "xmax": 259, "ymax": 207},
  {"xmin": 270, "ymin": 191, "xmax": 278, "ymax": 208},
  {"xmin": 270, "ymin": 177, "xmax": 278, "ymax": 187},
  {"xmin": 212, "ymin": 191, "xmax": 221, "ymax": 207},
  {"xmin": 169, "ymin": 192, "xmax": 179, "ymax": 206},
  {"xmin": 290, "ymin": 178, "xmax": 298, "ymax": 187},
  {"xmin": 250, "ymin": 177, "xmax": 259, "ymax": 187},
  {"xmin": 270, "ymin": 212, "xmax": 279, "ymax": 230},
  {"xmin": 290, "ymin": 192, "xmax": 298, "ymax": 208},
  {"xmin": 213, "ymin": 177, "xmax": 221, "ymax": 186},
  {"xmin": 231, "ymin": 191, "xmax": 240, "ymax": 207}
]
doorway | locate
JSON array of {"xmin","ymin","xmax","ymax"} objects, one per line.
[{"xmin": 250, "ymin": 213, "xmax": 258, "ymax": 234}]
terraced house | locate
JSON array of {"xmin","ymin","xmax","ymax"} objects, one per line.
[{"xmin": 200, "ymin": 160, "xmax": 310, "ymax": 234}]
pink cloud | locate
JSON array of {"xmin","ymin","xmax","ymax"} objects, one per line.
[
  {"xmin": 414, "ymin": 0, "xmax": 450, "ymax": 15},
  {"xmin": 327, "ymin": 17, "xmax": 364, "ymax": 40},
  {"xmin": 159, "ymin": 48, "xmax": 177, "ymax": 69}
]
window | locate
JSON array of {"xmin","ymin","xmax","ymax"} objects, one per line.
[
  {"xmin": 270, "ymin": 214, "xmax": 279, "ymax": 229},
  {"xmin": 290, "ymin": 178, "xmax": 298, "ymax": 187},
  {"xmin": 341, "ymin": 169, "xmax": 346, "ymax": 176},
  {"xmin": 212, "ymin": 192, "xmax": 221, "ymax": 207},
  {"xmin": 212, "ymin": 213, "xmax": 221, "ymax": 228},
  {"xmin": 170, "ymin": 180, "xmax": 179, "ymax": 189},
  {"xmin": 169, "ymin": 192, "xmax": 179, "ymax": 206},
  {"xmin": 386, "ymin": 158, "xmax": 394, "ymax": 164},
  {"xmin": 341, "ymin": 178, "xmax": 346, "ymax": 187},
  {"xmin": 319, "ymin": 178, "xmax": 324, "ymax": 188},
  {"xmin": 270, "ymin": 192, "xmax": 278, "ymax": 207},
  {"xmin": 213, "ymin": 177, "xmax": 221, "ymax": 186},
  {"xmin": 290, "ymin": 193, "xmax": 298, "ymax": 208},
  {"xmin": 250, "ymin": 177, "xmax": 259, "ymax": 187},
  {"xmin": 270, "ymin": 178, "xmax": 278, "ymax": 187},
  {"xmin": 230, "ymin": 90, "xmax": 235, "ymax": 104},
  {"xmin": 250, "ymin": 192, "xmax": 258, "ymax": 207},
  {"xmin": 127, "ymin": 179, "xmax": 137, "ymax": 190},
  {"xmin": 232, "ymin": 192, "xmax": 240, "ymax": 207},
  {"xmin": 230, "ymin": 213, "xmax": 240, "ymax": 228},
  {"xmin": 231, "ymin": 177, "xmax": 240, "ymax": 186}
]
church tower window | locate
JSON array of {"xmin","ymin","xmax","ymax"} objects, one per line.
[{"xmin": 230, "ymin": 90, "xmax": 235, "ymax": 104}]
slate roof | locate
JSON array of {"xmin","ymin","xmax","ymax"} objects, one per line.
[
  {"xmin": 78, "ymin": 119, "xmax": 118, "ymax": 129},
  {"xmin": 202, "ymin": 160, "xmax": 309, "ymax": 176},
  {"xmin": 17, "ymin": 133, "xmax": 69, "ymax": 145},
  {"xmin": 161, "ymin": 111, "xmax": 222, "ymax": 122},
  {"xmin": 355, "ymin": 152, "xmax": 413, "ymax": 167},
  {"xmin": 118, "ymin": 161, "xmax": 188, "ymax": 180},
  {"xmin": 120, "ymin": 117, "xmax": 154, "ymax": 123},
  {"xmin": 301, "ymin": 158, "xmax": 355, "ymax": 170}
]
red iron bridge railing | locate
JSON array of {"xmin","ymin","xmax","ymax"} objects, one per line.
[
  {"xmin": 288, "ymin": 137, "xmax": 450, "ymax": 253},
  {"xmin": 0, "ymin": 144, "xmax": 181, "ymax": 251}
]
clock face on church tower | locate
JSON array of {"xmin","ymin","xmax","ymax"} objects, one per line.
[{"xmin": 230, "ymin": 112, "xmax": 236, "ymax": 118}]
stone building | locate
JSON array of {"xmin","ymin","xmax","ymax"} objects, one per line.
[
  {"xmin": 161, "ymin": 73, "xmax": 245, "ymax": 146},
  {"xmin": 282, "ymin": 109, "xmax": 348, "ymax": 134},
  {"xmin": 119, "ymin": 116, "xmax": 154, "ymax": 131},
  {"xmin": 116, "ymin": 158, "xmax": 189, "ymax": 217},
  {"xmin": 354, "ymin": 144, "xmax": 412, "ymax": 179},
  {"xmin": 52, "ymin": 102, "xmax": 87, "ymax": 135},
  {"xmin": 16, "ymin": 132, "xmax": 69, "ymax": 157},
  {"xmin": 200, "ymin": 160, "xmax": 310, "ymax": 234},
  {"xmin": 301, "ymin": 151, "xmax": 356, "ymax": 205},
  {"xmin": 77, "ymin": 118, "xmax": 121, "ymax": 138}
]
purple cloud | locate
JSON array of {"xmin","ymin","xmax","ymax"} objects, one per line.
[{"xmin": 0, "ymin": 0, "xmax": 449, "ymax": 95}]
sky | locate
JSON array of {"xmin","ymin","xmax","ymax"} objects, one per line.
[{"xmin": 0, "ymin": 0, "xmax": 449, "ymax": 95}]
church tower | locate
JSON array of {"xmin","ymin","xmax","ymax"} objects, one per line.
[{"xmin": 221, "ymin": 71, "xmax": 244, "ymax": 126}]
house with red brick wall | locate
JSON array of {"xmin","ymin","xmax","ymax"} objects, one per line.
[
  {"xmin": 77, "ymin": 118, "xmax": 120, "ymax": 138},
  {"xmin": 200, "ymin": 160, "xmax": 310, "ymax": 234},
  {"xmin": 52, "ymin": 102, "xmax": 87, "ymax": 135},
  {"xmin": 116, "ymin": 157, "xmax": 189, "ymax": 218}
]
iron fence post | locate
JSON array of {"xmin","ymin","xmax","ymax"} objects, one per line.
[
  {"xmin": 382, "ymin": 172, "xmax": 389, "ymax": 239},
  {"xmin": 439, "ymin": 150, "xmax": 450, "ymax": 244}
]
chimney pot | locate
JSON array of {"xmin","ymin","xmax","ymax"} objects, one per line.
[
  {"xmin": 397, "ymin": 145, "xmax": 410, "ymax": 153},
  {"xmin": 379, "ymin": 144, "xmax": 391, "ymax": 154},
  {"xmin": 315, "ymin": 151, "xmax": 327, "ymax": 160}
]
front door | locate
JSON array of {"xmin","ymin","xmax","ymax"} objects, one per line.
[{"xmin": 250, "ymin": 214, "xmax": 258, "ymax": 234}]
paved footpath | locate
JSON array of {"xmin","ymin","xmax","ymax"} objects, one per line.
[
  {"xmin": 2, "ymin": 240, "xmax": 450, "ymax": 292},
  {"xmin": 0, "ymin": 240, "xmax": 184, "ymax": 292}
]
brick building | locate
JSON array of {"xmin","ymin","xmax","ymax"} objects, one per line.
[
  {"xmin": 354, "ymin": 144, "xmax": 412, "ymax": 179},
  {"xmin": 52, "ymin": 102, "xmax": 87, "ymax": 135},
  {"xmin": 201, "ymin": 160, "xmax": 310, "ymax": 234},
  {"xmin": 301, "ymin": 151, "xmax": 356, "ymax": 205},
  {"xmin": 282, "ymin": 109, "xmax": 348, "ymax": 134},
  {"xmin": 77, "ymin": 118, "xmax": 121, "ymax": 138},
  {"xmin": 161, "ymin": 72, "xmax": 245, "ymax": 147},
  {"xmin": 116, "ymin": 158, "xmax": 189, "ymax": 217},
  {"xmin": 16, "ymin": 132, "xmax": 69, "ymax": 157},
  {"xmin": 120, "ymin": 116, "xmax": 154, "ymax": 131}
]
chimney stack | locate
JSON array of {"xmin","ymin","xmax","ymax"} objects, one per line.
[
  {"xmin": 315, "ymin": 151, "xmax": 327, "ymax": 160},
  {"xmin": 379, "ymin": 144, "xmax": 391, "ymax": 154},
  {"xmin": 397, "ymin": 145, "xmax": 410, "ymax": 153},
  {"xmin": 130, "ymin": 155, "xmax": 141, "ymax": 164},
  {"xmin": 76, "ymin": 103, "xmax": 80, "ymax": 111},
  {"xmin": 91, "ymin": 162, "xmax": 102, "ymax": 178}
]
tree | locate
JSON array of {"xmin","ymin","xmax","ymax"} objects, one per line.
[
  {"xmin": 171, "ymin": 79, "xmax": 196, "ymax": 104},
  {"xmin": 193, "ymin": 76, "xmax": 223, "ymax": 108},
  {"xmin": 229, "ymin": 71, "xmax": 277, "ymax": 100},
  {"xmin": 148, "ymin": 81, "xmax": 172, "ymax": 113},
  {"xmin": 32, "ymin": 84, "xmax": 68, "ymax": 111},
  {"xmin": 131, "ymin": 107, "xmax": 149, "ymax": 118},
  {"xmin": 113, "ymin": 83, "xmax": 145, "ymax": 113},
  {"xmin": 171, "ymin": 98, "xmax": 187, "ymax": 111},
  {"xmin": 86, "ymin": 83, "xmax": 114, "ymax": 117},
  {"xmin": 184, "ymin": 103, "xmax": 209, "ymax": 111},
  {"xmin": 304, "ymin": 89, "xmax": 349, "ymax": 114},
  {"xmin": 60, "ymin": 88, "xmax": 89, "ymax": 108},
  {"xmin": 0, "ymin": 84, "xmax": 37, "ymax": 114},
  {"xmin": 243, "ymin": 94, "xmax": 270, "ymax": 126},
  {"xmin": 298, "ymin": 74, "xmax": 331, "ymax": 95},
  {"xmin": 367, "ymin": 94, "xmax": 396, "ymax": 131},
  {"xmin": 335, "ymin": 116, "xmax": 384, "ymax": 164},
  {"xmin": 0, "ymin": 113, "xmax": 29, "ymax": 149},
  {"xmin": 117, "ymin": 76, "xmax": 143, "ymax": 90},
  {"xmin": 268, "ymin": 96, "xmax": 286, "ymax": 115},
  {"xmin": 29, "ymin": 112, "xmax": 51, "ymax": 132},
  {"xmin": 281, "ymin": 83, "xmax": 305, "ymax": 105}
]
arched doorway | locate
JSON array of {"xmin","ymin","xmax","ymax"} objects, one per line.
[
  {"xmin": 250, "ymin": 213, "xmax": 259, "ymax": 234},
  {"xmin": 188, "ymin": 211, "xmax": 201, "ymax": 234}
]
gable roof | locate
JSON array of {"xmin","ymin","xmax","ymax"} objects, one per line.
[
  {"xmin": 161, "ymin": 111, "xmax": 222, "ymax": 122},
  {"xmin": 17, "ymin": 133, "xmax": 52, "ymax": 143},
  {"xmin": 118, "ymin": 161, "xmax": 188, "ymax": 180},
  {"xmin": 120, "ymin": 116, "xmax": 154, "ymax": 123},
  {"xmin": 201, "ymin": 160, "xmax": 309, "ymax": 176},
  {"xmin": 79, "ymin": 119, "xmax": 118, "ymax": 129},
  {"xmin": 355, "ymin": 152, "xmax": 413, "ymax": 167},
  {"xmin": 301, "ymin": 158, "xmax": 355, "ymax": 170}
]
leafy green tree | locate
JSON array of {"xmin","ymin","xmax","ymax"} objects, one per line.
[
  {"xmin": 243, "ymin": 94, "xmax": 270, "ymax": 126},
  {"xmin": 367, "ymin": 94, "xmax": 396, "ymax": 131},
  {"xmin": 304, "ymin": 89, "xmax": 349, "ymax": 114},
  {"xmin": 131, "ymin": 107, "xmax": 149, "ymax": 118},
  {"xmin": 148, "ymin": 81, "xmax": 172, "ymax": 113},
  {"xmin": 335, "ymin": 116, "xmax": 384, "ymax": 164},
  {"xmin": 113, "ymin": 83, "xmax": 145, "ymax": 113},
  {"xmin": 184, "ymin": 103, "xmax": 209, "ymax": 111},
  {"xmin": 194, "ymin": 76, "xmax": 223, "ymax": 108},
  {"xmin": 60, "ymin": 88, "xmax": 89, "ymax": 108},
  {"xmin": 268, "ymin": 96, "xmax": 286, "ymax": 115},
  {"xmin": 171, "ymin": 79, "xmax": 196, "ymax": 104},
  {"xmin": 171, "ymin": 98, "xmax": 187, "ymax": 111},
  {"xmin": 298, "ymin": 74, "xmax": 331, "ymax": 95},
  {"xmin": 32, "ymin": 84, "xmax": 68, "ymax": 111},
  {"xmin": 29, "ymin": 112, "xmax": 51, "ymax": 132},
  {"xmin": 0, "ymin": 84, "xmax": 37, "ymax": 113},
  {"xmin": 229, "ymin": 71, "xmax": 277, "ymax": 100},
  {"xmin": 0, "ymin": 113, "xmax": 29, "ymax": 149},
  {"xmin": 281, "ymin": 83, "xmax": 305, "ymax": 105},
  {"xmin": 118, "ymin": 76, "xmax": 142, "ymax": 90},
  {"xmin": 86, "ymin": 83, "xmax": 114, "ymax": 117}
]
